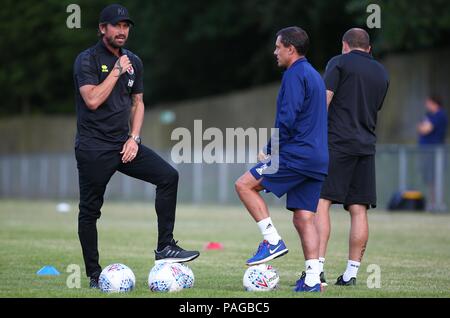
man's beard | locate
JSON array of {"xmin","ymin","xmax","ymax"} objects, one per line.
[{"xmin": 106, "ymin": 35, "xmax": 127, "ymax": 48}]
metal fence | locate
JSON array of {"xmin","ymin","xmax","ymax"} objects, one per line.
[{"xmin": 0, "ymin": 145, "xmax": 448, "ymax": 211}]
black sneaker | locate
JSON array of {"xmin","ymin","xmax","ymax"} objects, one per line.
[
  {"xmin": 320, "ymin": 272, "xmax": 328, "ymax": 286},
  {"xmin": 89, "ymin": 276, "xmax": 99, "ymax": 289},
  {"xmin": 155, "ymin": 240, "xmax": 200, "ymax": 263},
  {"xmin": 335, "ymin": 275, "xmax": 356, "ymax": 286}
]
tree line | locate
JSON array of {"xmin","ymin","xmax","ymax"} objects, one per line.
[{"xmin": 0, "ymin": 0, "xmax": 448, "ymax": 115}]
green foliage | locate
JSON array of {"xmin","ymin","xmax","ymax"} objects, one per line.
[
  {"xmin": 0, "ymin": 0, "xmax": 104, "ymax": 115},
  {"xmin": 347, "ymin": 0, "xmax": 450, "ymax": 52},
  {"xmin": 0, "ymin": 0, "xmax": 448, "ymax": 115}
]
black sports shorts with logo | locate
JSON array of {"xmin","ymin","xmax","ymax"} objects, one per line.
[{"xmin": 320, "ymin": 149, "xmax": 376, "ymax": 210}]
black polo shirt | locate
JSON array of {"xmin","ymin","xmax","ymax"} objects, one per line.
[
  {"xmin": 324, "ymin": 50, "xmax": 389, "ymax": 155},
  {"xmin": 73, "ymin": 40, "xmax": 144, "ymax": 150}
]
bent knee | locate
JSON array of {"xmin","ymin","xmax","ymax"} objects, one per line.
[
  {"xmin": 292, "ymin": 211, "xmax": 315, "ymax": 224},
  {"xmin": 235, "ymin": 178, "xmax": 246, "ymax": 194},
  {"xmin": 166, "ymin": 167, "xmax": 179, "ymax": 184}
]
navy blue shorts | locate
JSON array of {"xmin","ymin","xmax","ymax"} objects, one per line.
[{"xmin": 249, "ymin": 161, "xmax": 323, "ymax": 212}]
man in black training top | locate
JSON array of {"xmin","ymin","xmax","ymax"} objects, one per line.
[
  {"xmin": 315, "ymin": 28, "xmax": 389, "ymax": 286},
  {"xmin": 73, "ymin": 4, "xmax": 199, "ymax": 288}
]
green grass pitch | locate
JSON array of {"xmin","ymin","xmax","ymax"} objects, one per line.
[{"xmin": 1, "ymin": 200, "xmax": 449, "ymax": 298}]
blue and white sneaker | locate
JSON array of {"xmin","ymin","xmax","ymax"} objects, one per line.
[
  {"xmin": 246, "ymin": 239, "xmax": 288, "ymax": 266},
  {"xmin": 293, "ymin": 274, "xmax": 322, "ymax": 292}
]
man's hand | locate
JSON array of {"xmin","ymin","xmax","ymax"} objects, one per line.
[
  {"xmin": 120, "ymin": 138, "xmax": 139, "ymax": 163},
  {"xmin": 114, "ymin": 55, "xmax": 132, "ymax": 77},
  {"xmin": 326, "ymin": 90, "xmax": 334, "ymax": 109},
  {"xmin": 79, "ymin": 56, "xmax": 132, "ymax": 110},
  {"xmin": 258, "ymin": 151, "xmax": 270, "ymax": 162}
]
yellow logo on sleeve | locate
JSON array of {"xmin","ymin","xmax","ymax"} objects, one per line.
[{"xmin": 101, "ymin": 65, "xmax": 109, "ymax": 73}]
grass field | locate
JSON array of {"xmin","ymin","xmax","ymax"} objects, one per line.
[{"xmin": 1, "ymin": 199, "xmax": 450, "ymax": 298}]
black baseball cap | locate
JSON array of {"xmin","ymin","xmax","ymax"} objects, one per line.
[{"xmin": 99, "ymin": 4, "xmax": 134, "ymax": 26}]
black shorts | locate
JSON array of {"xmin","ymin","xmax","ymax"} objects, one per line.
[{"xmin": 320, "ymin": 150, "xmax": 376, "ymax": 210}]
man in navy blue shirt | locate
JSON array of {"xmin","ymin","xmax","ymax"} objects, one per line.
[
  {"xmin": 235, "ymin": 26, "xmax": 328, "ymax": 292},
  {"xmin": 418, "ymin": 96, "xmax": 448, "ymax": 145},
  {"xmin": 417, "ymin": 95, "xmax": 448, "ymax": 209},
  {"xmin": 73, "ymin": 4, "xmax": 199, "ymax": 289}
]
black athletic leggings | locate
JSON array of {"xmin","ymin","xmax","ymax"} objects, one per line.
[{"xmin": 75, "ymin": 145, "xmax": 178, "ymax": 278}]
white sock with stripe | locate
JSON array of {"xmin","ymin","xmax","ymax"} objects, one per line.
[
  {"xmin": 257, "ymin": 217, "xmax": 281, "ymax": 245},
  {"xmin": 318, "ymin": 257, "xmax": 325, "ymax": 273},
  {"xmin": 343, "ymin": 260, "xmax": 360, "ymax": 282},
  {"xmin": 305, "ymin": 259, "xmax": 321, "ymax": 286}
]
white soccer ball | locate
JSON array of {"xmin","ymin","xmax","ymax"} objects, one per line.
[
  {"xmin": 243, "ymin": 264, "xmax": 279, "ymax": 291},
  {"xmin": 56, "ymin": 202, "xmax": 70, "ymax": 213},
  {"xmin": 98, "ymin": 263, "xmax": 135, "ymax": 293},
  {"xmin": 148, "ymin": 262, "xmax": 195, "ymax": 292}
]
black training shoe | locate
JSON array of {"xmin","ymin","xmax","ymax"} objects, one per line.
[
  {"xmin": 335, "ymin": 275, "xmax": 356, "ymax": 286},
  {"xmin": 155, "ymin": 240, "xmax": 200, "ymax": 263},
  {"xmin": 320, "ymin": 272, "xmax": 328, "ymax": 286},
  {"xmin": 89, "ymin": 276, "xmax": 99, "ymax": 289}
]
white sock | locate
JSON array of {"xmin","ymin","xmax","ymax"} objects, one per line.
[
  {"xmin": 343, "ymin": 260, "xmax": 360, "ymax": 282},
  {"xmin": 305, "ymin": 259, "xmax": 321, "ymax": 286},
  {"xmin": 257, "ymin": 217, "xmax": 281, "ymax": 245},
  {"xmin": 318, "ymin": 257, "xmax": 325, "ymax": 273}
]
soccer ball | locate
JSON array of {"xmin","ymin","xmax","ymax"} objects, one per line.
[
  {"xmin": 243, "ymin": 264, "xmax": 279, "ymax": 291},
  {"xmin": 98, "ymin": 263, "xmax": 135, "ymax": 293},
  {"xmin": 148, "ymin": 262, "xmax": 195, "ymax": 292}
]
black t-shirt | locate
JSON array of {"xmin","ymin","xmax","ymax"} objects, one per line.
[
  {"xmin": 73, "ymin": 40, "xmax": 144, "ymax": 150},
  {"xmin": 324, "ymin": 50, "xmax": 389, "ymax": 155}
]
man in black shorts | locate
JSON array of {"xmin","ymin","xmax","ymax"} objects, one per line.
[
  {"xmin": 315, "ymin": 28, "xmax": 389, "ymax": 286},
  {"xmin": 73, "ymin": 4, "xmax": 199, "ymax": 288}
]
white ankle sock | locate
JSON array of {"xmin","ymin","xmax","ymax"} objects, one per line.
[
  {"xmin": 257, "ymin": 217, "xmax": 281, "ymax": 245},
  {"xmin": 305, "ymin": 259, "xmax": 321, "ymax": 286},
  {"xmin": 343, "ymin": 260, "xmax": 360, "ymax": 282},
  {"xmin": 318, "ymin": 257, "xmax": 325, "ymax": 273}
]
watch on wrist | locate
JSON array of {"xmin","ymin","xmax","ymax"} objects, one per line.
[{"xmin": 129, "ymin": 134, "xmax": 141, "ymax": 144}]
